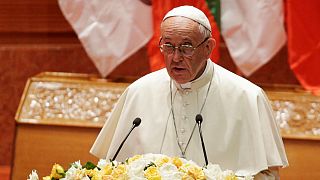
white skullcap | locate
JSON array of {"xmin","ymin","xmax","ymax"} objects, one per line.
[{"xmin": 163, "ymin": 5, "xmax": 211, "ymax": 32}]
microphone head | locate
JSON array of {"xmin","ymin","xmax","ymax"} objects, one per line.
[
  {"xmin": 133, "ymin": 118, "xmax": 141, "ymax": 127},
  {"xmin": 195, "ymin": 114, "xmax": 203, "ymax": 124}
]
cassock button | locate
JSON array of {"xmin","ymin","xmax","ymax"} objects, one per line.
[
  {"xmin": 180, "ymin": 128, "xmax": 185, "ymax": 133},
  {"xmin": 183, "ymin": 116, "xmax": 188, "ymax": 121}
]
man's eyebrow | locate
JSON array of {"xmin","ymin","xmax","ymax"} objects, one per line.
[
  {"xmin": 181, "ymin": 38, "xmax": 193, "ymax": 45},
  {"xmin": 182, "ymin": 37, "xmax": 192, "ymax": 41},
  {"xmin": 162, "ymin": 36, "xmax": 171, "ymax": 40},
  {"xmin": 161, "ymin": 37, "xmax": 193, "ymax": 45}
]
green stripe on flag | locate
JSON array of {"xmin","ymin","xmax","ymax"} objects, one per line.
[{"xmin": 206, "ymin": 0, "xmax": 220, "ymax": 30}]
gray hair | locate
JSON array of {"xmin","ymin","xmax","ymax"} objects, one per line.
[{"xmin": 198, "ymin": 24, "xmax": 212, "ymax": 38}]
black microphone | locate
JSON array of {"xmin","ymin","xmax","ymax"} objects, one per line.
[
  {"xmin": 195, "ymin": 114, "xmax": 209, "ymax": 166},
  {"xmin": 111, "ymin": 117, "xmax": 141, "ymax": 161}
]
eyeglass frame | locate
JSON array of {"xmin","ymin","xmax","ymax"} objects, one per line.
[{"xmin": 159, "ymin": 37, "xmax": 210, "ymax": 57}]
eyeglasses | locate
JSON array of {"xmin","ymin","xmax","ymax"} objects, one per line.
[{"xmin": 159, "ymin": 37, "xmax": 209, "ymax": 57}]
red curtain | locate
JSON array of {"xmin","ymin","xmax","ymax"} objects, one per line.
[
  {"xmin": 286, "ymin": 0, "xmax": 320, "ymax": 95},
  {"xmin": 148, "ymin": 0, "xmax": 220, "ymax": 71}
]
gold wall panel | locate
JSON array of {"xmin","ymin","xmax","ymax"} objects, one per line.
[
  {"xmin": 15, "ymin": 72, "xmax": 129, "ymax": 128},
  {"xmin": 265, "ymin": 87, "xmax": 320, "ymax": 140}
]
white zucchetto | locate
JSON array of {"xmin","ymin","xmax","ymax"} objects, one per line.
[{"xmin": 163, "ymin": 5, "xmax": 211, "ymax": 32}]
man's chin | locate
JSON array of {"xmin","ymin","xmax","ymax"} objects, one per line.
[
  {"xmin": 168, "ymin": 70, "xmax": 192, "ymax": 84},
  {"xmin": 171, "ymin": 76, "xmax": 191, "ymax": 84}
]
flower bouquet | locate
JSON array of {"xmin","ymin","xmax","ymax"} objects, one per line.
[{"xmin": 28, "ymin": 153, "xmax": 252, "ymax": 180}]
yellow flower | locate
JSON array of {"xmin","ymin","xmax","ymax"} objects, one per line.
[
  {"xmin": 144, "ymin": 166, "xmax": 161, "ymax": 180},
  {"xmin": 171, "ymin": 157, "xmax": 183, "ymax": 168},
  {"xmin": 180, "ymin": 164, "xmax": 205, "ymax": 180},
  {"xmin": 92, "ymin": 168, "xmax": 111, "ymax": 180},
  {"xmin": 86, "ymin": 168, "xmax": 102, "ymax": 178},
  {"xmin": 187, "ymin": 166, "xmax": 205, "ymax": 180},
  {"xmin": 225, "ymin": 174, "xmax": 237, "ymax": 180},
  {"xmin": 92, "ymin": 173, "xmax": 103, "ymax": 180},
  {"xmin": 42, "ymin": 176, "xmax": 51, "ymax": 180},
  {"xmin": 50, "ymin": 163, "xmax": 65, "ymax": 179},
  {"xmin": 85, "ymin": 169, "xmax": 95, "ymax": 177},
  {"xmin": 102, "ymin": 164, "xmax": 113, "ymax": 175},
  {"xmin": 127, "ymin": 154, "xmax": 142, "ymax": 164},
  {"xmin": 102, "ymin": 175, "xmax": 114, "ymax": 180},
  {"xmin": 111, "ymin": 164, "xmax": 128, "ymax": 179},
  {"xmin": 155, "ymin": 156, "xmax": 170, "ymax": 167}
]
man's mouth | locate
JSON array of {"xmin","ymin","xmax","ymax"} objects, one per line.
[{"xmin": 172, "ymin": 67, "xmax": 186, "ymax": 72}]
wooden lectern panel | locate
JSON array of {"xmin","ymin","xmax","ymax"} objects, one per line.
[
  {"xmin": 13, "ymin": 124, "xmax": 100, "ymax": 179},
  {"xmin": 281, "ymin": 138, "xmax": 320, "ymax": 179},
  {"xmin": 13, "ymin": 72, "xmax": 129, "ymax": 179}
]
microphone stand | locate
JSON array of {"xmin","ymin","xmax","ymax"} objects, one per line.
[
  {"xmin": 111, "ymin": 118, "xmax": 141, "ymax": 161},
  {"xmin": 196, "ymin": 114, "xmax": 208, "ymax": 166}
]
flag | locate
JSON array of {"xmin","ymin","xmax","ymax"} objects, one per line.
[
  {"xmin": 148, "ymin": 0, "xmax": 220, "ymax": 72},
  {"xmin": 58, "ymin": 0, "xmax": 153, "ymax": 77},
  {"xmin": 286, "ymin": 0, "xmax": 320, "ymax": 95},
  {"xmin": 221, "ymin": 0, "xmax": 286, "ymax": 76}
]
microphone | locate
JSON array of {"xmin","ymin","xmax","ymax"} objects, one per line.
[
  {"xmin": 195, "ymin": 114, "xmax": 209, "ymax": 166},
  {"xmin": 111, "ymin": 117, "xmax": 141, "ymax": 161}
]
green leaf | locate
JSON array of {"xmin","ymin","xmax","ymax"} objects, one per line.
[{"xmin": 83, "ymin": 161, "xmax": 96, "ymax": 170}]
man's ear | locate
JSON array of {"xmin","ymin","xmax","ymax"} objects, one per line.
[{"xmin": 205, "ymin": 38, "xmax": 216, "ymax": 58}]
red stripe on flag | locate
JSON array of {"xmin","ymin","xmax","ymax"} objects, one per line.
[{"xmin": 286, "ymin": 0, "xmax": 320, "ymax": 94}]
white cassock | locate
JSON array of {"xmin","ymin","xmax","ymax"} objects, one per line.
[{"xmin": 90, "ymin": 59, "xmax": 288, "ymax": 176}]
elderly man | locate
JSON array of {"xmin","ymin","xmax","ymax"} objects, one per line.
[{"xmin": 90, "ymin": 5, "xmax": 288, "ymax": 178}]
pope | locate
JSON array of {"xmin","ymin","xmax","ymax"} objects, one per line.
[{"xmin": 90, "ymin": 5, "xmax": 288, "ymax": 179}]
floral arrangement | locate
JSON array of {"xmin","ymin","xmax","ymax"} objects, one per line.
[{"xmin": 28, "ymin": 153, "xmax": 253, "ymax": 180}]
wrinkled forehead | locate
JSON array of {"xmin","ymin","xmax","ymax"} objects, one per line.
[{"xmin": 160, "ymin": 16, "xmax": 203, "ymax": 42}]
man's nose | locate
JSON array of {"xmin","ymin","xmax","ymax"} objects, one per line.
[{"xmin": 172, "ymin": 47, "xmax": 183, "ymax": 62}]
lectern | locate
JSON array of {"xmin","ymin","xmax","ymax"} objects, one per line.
[{"xmin": 13, "ymin": 72, "xmax": 128, "ymax": 179}]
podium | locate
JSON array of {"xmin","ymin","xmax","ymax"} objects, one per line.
[
  {"xmin": 12, "ymin": 72, "xmax": 320, "ymax": 179},
  {"xmin": 13, "ymin": 72, "xmax": 129, "ymax": 179}
]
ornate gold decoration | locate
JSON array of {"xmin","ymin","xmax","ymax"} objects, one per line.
[
  {"xmin": 265, "ymin": 89, "xmax": 320, "ymax": 139},
  {"xmin": 15, "ymin": 72, "xmax": 129, "ymax": 127}
]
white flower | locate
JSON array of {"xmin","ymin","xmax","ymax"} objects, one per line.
[
  {"xmin": 203, "ymin": 163, "xmax": 223, "ymax": 180},
  {"xmin": 71, "ymin": 160, "xmax": 82, "ymax": 169},
  {"xmin": 28, "ymin": 153, "xmax": 245, "ymax": 180},
  {"xmin": 127, "ymin": 160, "xmax": 147, "ymax": 179},
  {"xmin": 127, "ymin": 154, "xmax": 160, "ymax": 179},
  {"xmin": 80, "ymin": 176, "xmax": 90, "ymax": 180},
  {"xmin": 159, "ymin": 163, "xmax": 183, "ymax": 180},
  {"xmin": 97, "ymin": 159, "xmax": 109, "ymax": 169},
  {"xmin": 62, "ymin": 166, "xmax": 78, "ymax": 179},
  {"xmin": 62, "ymin": 161, "xmax": 87, "ymax": 180},
  {"xmin": 27, "ymin": 170, "xmax": 39, "ymax": 180}
]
